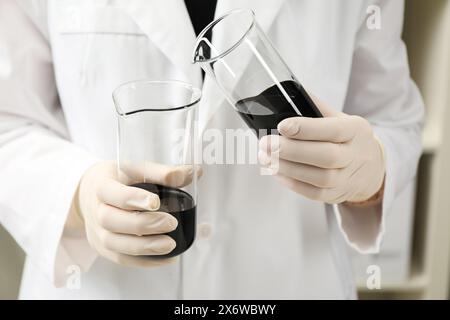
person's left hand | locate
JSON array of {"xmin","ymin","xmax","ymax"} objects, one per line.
[{"xmin": 258, "ymin": 97, "xmax": 386, "ymax": 204}]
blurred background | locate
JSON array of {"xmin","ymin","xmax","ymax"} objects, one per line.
[
  {"xmin": 1, "ymin": 0, "xmax": 450, "ymax": 300},
  {"xmin": 353, "ymin": 0, "xmax": 450, "ymax": 299}
]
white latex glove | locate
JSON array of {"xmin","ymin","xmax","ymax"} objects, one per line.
[
  {"xmin": 72, "ymin": 161, "xmax": 198, "ymax": 267},
  {"xmin": 259, "ymin": 98, "xmax": 386, "ymax": 204}
]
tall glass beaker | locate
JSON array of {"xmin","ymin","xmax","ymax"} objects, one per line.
[
  {"xmin": 193, "ymin": 8, "xmax": 322, "ymax": 137},
  {"xmin": 112, "ymin": 80, "xmax": 201, "ymax": 258}
]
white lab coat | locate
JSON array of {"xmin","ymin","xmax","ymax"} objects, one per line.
[{"xmin": 0, "ymin": 0, "xmax": 423, "ymax": 299}]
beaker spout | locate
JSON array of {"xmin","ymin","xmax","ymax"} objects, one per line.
[{"xmin": 192, "ymin": 38, "xmax": 210, "ymax": 64}]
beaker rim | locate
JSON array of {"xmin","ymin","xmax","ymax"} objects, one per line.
[
  {"xmin": 112, "ymin": 79, "xmax": 202, "ymax": 115},
  {"xmin": 192, "ymin": 8, "xmax": 256, "ymax": 64}
]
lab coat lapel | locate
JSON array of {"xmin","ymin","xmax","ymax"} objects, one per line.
[
  {"xmin": 215, "ymin": 0, "xmax": 286, "ymax": 32},
  {"xmin": 115, "ymin": 0, "xmax": 285, "ymax": 132},
  {"xmin": 116, "ymin": 0, "xmax": 202, "ymax": 87},
  {"xmin": 200, "ymin": 0, "xmax": 286, "ymax": 132}
]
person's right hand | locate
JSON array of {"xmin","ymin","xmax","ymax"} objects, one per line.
[{"xmin": 73, "ymin": 161, "xmax": 197, "ymax": 268}]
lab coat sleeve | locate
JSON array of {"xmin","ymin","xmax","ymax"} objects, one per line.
[
  {"xmin": 0, "ymin": 1, "xmax": 100, "ymax": 287},
  {"xmin": 332, "ymin": 0, "xmax": 424, "ymax": 254}
]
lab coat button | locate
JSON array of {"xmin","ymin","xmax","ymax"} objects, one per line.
[{"xmin": 198, "ymin": 223, "xmax": 213, "ymax": 240}]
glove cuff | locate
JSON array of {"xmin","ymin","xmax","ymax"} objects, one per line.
[{"xmin": 346, "ymin": 134, "xmax": 386, "ymax": 206}]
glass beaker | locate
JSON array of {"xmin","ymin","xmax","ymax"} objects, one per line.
[
  {"xmin": 112, "ymin": 80, "xmax": 201, "ymax": 258},
  {"xmin": 193, "ymin": 8, "xmax": 322, "ymax": 137}
]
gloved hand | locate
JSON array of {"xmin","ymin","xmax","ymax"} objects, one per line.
[
  {"xmin": 72, "ymin": 161, "xmax": 198, "ymax": 267},
  {"xmin": 259, "ymin": 97, "xmax": 386, "ymax": 204}
]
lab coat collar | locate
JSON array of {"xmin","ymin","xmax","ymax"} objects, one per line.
[{"xmin": 215, "ymin": 0, "xmax": 286, "ymax": 32}]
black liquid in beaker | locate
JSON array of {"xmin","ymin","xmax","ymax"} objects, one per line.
[
  {"xmin": 235, "ymin": 80, "xmax": 322, "ymax": 136},
  {"xmin": 131, "ymin": 183, "xmax": 196, "ymax": 258}
]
